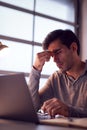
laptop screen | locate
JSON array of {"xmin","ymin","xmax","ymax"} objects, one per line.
[{"xmin": 0, "ymin": 73, "xmax": 39, "ymax": 123}]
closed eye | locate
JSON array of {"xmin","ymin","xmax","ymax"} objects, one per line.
[{"xmin": 53, "ymin": 49, "xmax": 62, "ymax": 55}]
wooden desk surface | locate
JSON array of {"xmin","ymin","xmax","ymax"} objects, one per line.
[{"xmin": 0, "ymin": 119, "xmax": 86, "ymax": 130}]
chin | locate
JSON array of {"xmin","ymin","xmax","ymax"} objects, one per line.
[
  {"xmin": 58, "ymin": 67, "xmax": 67, "ymax": 73},
  {"xmin": 59, "ymin": 69, "xmax": 65, "ymax": 73}
]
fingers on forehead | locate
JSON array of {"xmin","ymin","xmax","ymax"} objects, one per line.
[{"xmin": 38, "ymin": 51, "xmax": 51, "ymax": 56}]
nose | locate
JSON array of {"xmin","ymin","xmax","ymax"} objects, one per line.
[{"xmin": 52, "ymin": 54, "xmax": 58, "ymax": 62}]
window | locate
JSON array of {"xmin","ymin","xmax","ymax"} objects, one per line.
[
  {"xmin": 0, "ymin": 0, "xmax": 79, "ymax": 87},
  {"xmin": 35, "ymin": 0, "xmax": 75, "ymax": 22},
  {"xmin": 0, "ymin": 40, "xmax": 32, "ymax": 72},
  {"xmin": 0, "ymin": 7, "xmax": 33, "ymax": 40},
  {"xmin": 34, "ymin": 16, "xmax": 74, "ymax": 43}
]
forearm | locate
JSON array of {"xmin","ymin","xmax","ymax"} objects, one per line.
[
  {"xmin": 68, "ymin": 106, "xmax": 87, "ymax": 117},
  {"xmin": 28, "ymin": 67, "xmax": 41, "ymax": 111}
]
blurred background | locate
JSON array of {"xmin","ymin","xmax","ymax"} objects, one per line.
[{"xmin": 0, "ymin": 0, "xmax": 87, "ymax": 88}]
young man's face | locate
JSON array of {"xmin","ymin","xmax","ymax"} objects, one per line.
[{"xmin": 48, "ymin": 39, "xmax": 75, "ymax": 72}]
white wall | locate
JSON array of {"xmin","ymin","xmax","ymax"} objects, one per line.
[{"xmin": 81, "ymin": 0, "xmax": 87, "ymax": 61}]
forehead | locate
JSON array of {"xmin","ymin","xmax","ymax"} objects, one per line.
[{"xmin": 48, "ymin": 39, "xmax": 65, "ymax": 51}]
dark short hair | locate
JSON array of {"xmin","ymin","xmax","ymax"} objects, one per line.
[{"xmin": 42, "ymin": 29, "xmax": 80, "ymax": 55}]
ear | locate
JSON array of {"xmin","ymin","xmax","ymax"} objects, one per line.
[{"xmin": 70, "ymin": 42, "xmax": 77, "ymax": 53}]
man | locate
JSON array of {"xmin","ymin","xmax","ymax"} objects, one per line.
[{"xmin": 28, "ymin": 29, "xmax": 87, "ymax": 117}]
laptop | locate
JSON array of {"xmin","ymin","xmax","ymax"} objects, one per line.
[
  {"xmin": 0, "ymin": 73, "xmax": 39, "ymax": 123},
  {"xmin": 0, "ymin": 73, "xmax": 87, "ymax": 129}
]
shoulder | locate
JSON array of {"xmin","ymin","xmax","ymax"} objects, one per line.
[{"xmin": 49, "ymin": 70, "xmax": 65, "ymax": 80}]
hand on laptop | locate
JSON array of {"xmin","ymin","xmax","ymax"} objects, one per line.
[{"xmin": 41, "ymin": 98, "xmax": 69, "ymax": 118}]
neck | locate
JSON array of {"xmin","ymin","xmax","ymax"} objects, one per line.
[{"xmin": 66, "ymin": 60, "xmax": 85, "ymax": 79}]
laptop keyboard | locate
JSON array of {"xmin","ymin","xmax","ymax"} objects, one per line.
[
  {"xmin": 37, "ymin": 109, "xmax": 64, "ymax": 120},
  {"xmin": 37, "ymin": 112, "xmax": 51, "ymax": 120}
]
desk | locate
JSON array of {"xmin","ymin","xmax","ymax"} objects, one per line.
[{"xmin": 0, "ymin": 119, "xmax": 85, "ymax": 130}]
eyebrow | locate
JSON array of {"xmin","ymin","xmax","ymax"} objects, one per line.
[{"xmin": 52, "ymin": 48, "xmax": 61, "ymax": 54}]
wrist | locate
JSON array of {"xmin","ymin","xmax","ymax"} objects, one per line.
[
  {"xmin": 33, "ymin": 65, "xmax": 38, "ymax": 70},
  {"xmin": 33, "ymin": 65, "xmax": 42, "ymax": 71}
]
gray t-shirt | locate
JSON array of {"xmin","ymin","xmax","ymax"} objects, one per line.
[{"xmin": 28, "ymin": 60, "xmax": 87, "ymax": 117}]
